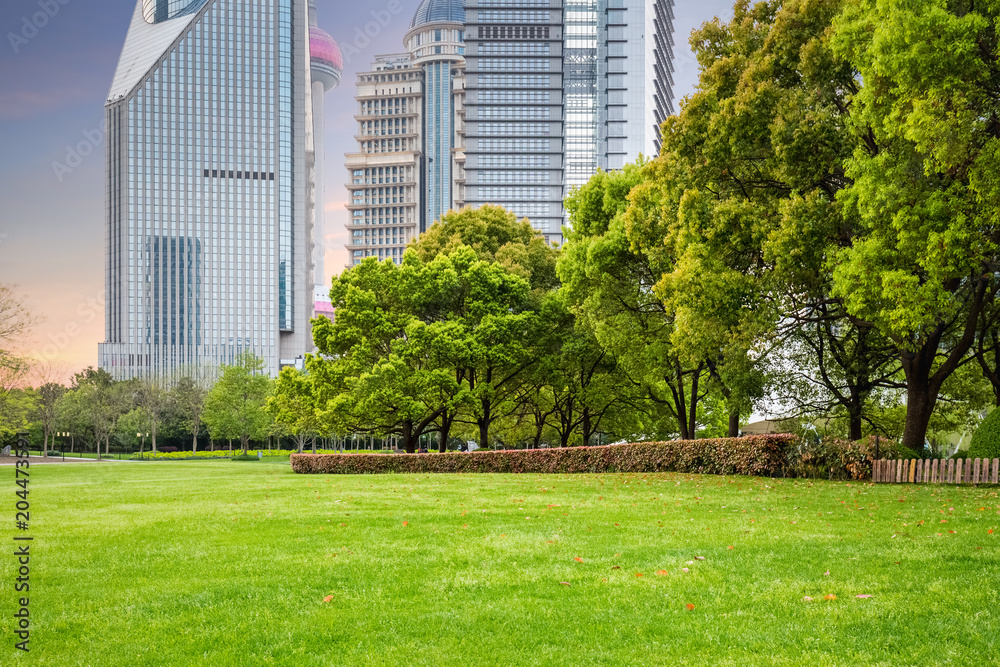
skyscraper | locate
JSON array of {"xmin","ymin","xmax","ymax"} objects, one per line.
[
  {"xmin": 99, "ymin": 0, "xmax": 341, "ymax": 380},
  {"xmin": 463, "ymin": 0, "xmax": 566, "ymax": 243},
  {"xmin": 344, "ymin": 0, "xmax": 467, "ymax": 268},
  {"xmin": 463, "ymin": 0, "xmax": 674, "ymax": 244},
  {"xmin": 405, "ymin": 0, "xmax": 467, "ymax": 229},
  {"xmin": 343, "ymin": 54, "xmax": 425, "ymax": 267},
  {"xmin": 342, "ymin": 0, "xmax": 674, "ymax": 257}
]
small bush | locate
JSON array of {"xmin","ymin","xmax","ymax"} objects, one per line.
[
  {"xmin": 231, "ymin": 454, "xmax": 259, "ymax": 461},
  {"xmin": 291, "ymin": 436, "xmax": 798, "ymax": 477},
  {"xmin": 969, "ymin": 409, "xmax": 1000, "ymax": 460}
]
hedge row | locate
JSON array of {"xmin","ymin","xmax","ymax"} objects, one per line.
[{"xmin": 290, "ymin": 435, "xmax": 798, "ymax": 476}]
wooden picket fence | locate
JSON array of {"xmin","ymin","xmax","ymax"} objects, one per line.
[{"xmin": 873, "ymin": 457, "xmax": 1000, "ymax": 484}]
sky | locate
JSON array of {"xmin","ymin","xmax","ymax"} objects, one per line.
[{"xmin": 0, "ymin": 0, "xmax": 734, "ymax": 383}]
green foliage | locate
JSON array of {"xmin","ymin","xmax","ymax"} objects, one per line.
[
  {"xmin": 202, "ymin": 352, "xmax": 271, "ymax": 454},
  {"xmin": 969, "ymin": 409, "xmax": 1000, "ymax": 460},
  {"xmin": 291, "ymin": 435, "xmax": 797, "ymax": 477},
  {"xmin": 267, "ymin": 367, "xmax": 322, "ymax": 453}
]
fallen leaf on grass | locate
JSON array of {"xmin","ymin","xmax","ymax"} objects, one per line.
[
  {"xmin": 856, "ymin": 594, "xmax": 872, "ymax": 599},
  {"xmin": 686, "ymin": 603, "xmax": 695, "ymax": 610},
  {"xmin": 655, "ymin": 570, "xmax": 668, "ymax": 576},
  {"xmin": 681, "ymin": 568, "xmax": 689, "ymax": 573},
  {"xmin": 695, "ymin": 556, "xmax": 706, "ymax": 561},
  {"xmin": 824, "ymin": 594, "xmax": 837, "ymax": 601},
  {"xmin": 635, "ymin": 573, "xmax": 644, "ymax": 577},
  {"xmin": 727, "ymin": 546, "xmax": 734, "ymax": 550},
  {"xmin": 559, "ymin": 582, "xmax": 571, "ymax": 587},
  {"xmin": 574, "ymin": 557, "xmax": 584, "ymax": 562},
  {"xmin": 403, "ymin": 521, "xmax": 408, "ymax": 526},
  {"xmin": 802, "ymin": 596, "xmax": 813, "ymax": 602},
  {"xmin": 323, "ymin": 595, "xmax": 333, "ymax": 603},
  {"xmin": 823, "ymin": 571, "xmax": 830, "ymax": 576},
  {"xmin": 611, "ymin": 566, "xmax": 621, "ymax": 570}
]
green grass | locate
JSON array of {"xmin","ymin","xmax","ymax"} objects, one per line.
[{"xmin": 2, "ymin": 463, "xmax": 998, "ymax": 666}]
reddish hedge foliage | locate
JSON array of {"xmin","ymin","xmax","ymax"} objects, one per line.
[{"xmin": 290, "ymin": 435, "xmax": 798, "ymax": 477}]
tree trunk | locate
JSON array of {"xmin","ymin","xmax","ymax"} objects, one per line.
[
  {"xmin": 581, "ymin": 409, "xmax": 593, "ymax": 447},
  {"xmin": 311, "ymin": 437, "xmax": 317, "ymax": 455},
  {"xmin": 192, "ymin": 430, "xmax": 198, "ymax": 454},
  {"xmin": 478, "ymin": 399, "xmax": 491, "ymax": 450},
  {"xmin": 687, "ymin": 368, "xmax": 700, "ymax": 440},
  {"xmin": 728, "ymin": 411, "xmax": 740, "ymax": 438},
  {"xmin": 241, "ymin": 435, "xmax": 249, "ymax": 455},
  {"xmin": 848, "ymin": 403, "xmax": 863, "ymax": 442},
  {"xmin": 901, "ymin": 383, "xmax": 935, "ymax": 452},
  {"xmin": 438, "ymin": 412, "xmax": 454, "ymax": 453},
  {"xmin": 401, "ymin": 420, "xmax": 416, "ymax": 453}
]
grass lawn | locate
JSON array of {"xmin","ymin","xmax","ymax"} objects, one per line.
[{"xmin": 2, "ymin": 461, "xmax": 998, "ymax": 666}]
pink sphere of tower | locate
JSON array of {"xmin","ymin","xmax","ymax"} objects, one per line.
[{"xmin": 310, "ymin": 27, "xmax": 343, "ymax": 91}]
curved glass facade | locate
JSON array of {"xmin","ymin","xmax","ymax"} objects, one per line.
[
  {"xmin": 142, "ymin": 0, "xmax": 208, "ymax": 24},
  {"xmin": 103, "ymin": 0, "xmax": 315, "ymax": 381}
]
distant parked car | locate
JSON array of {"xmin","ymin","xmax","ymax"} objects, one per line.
[{"xmin": 158, "ymin": 446, "xmax": 180, "ymax": 453}]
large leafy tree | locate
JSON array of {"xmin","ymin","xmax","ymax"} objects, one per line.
[
  {"xmin": 311, "ymin": 257, "xmax": 457, "ymax": 452},
  {"xmin": 830, "ymin": 0, "xmax": 1000, "ymax": 449},
  {"xmin": 203, "ymin": 352, "xmax": 271, "ymax": 454},
  {"xmin": 561, "ymin": 164, "xmax": 712, "ymax": 440}
]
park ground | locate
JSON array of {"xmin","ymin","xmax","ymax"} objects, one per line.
[{"xmin": 1, "ymin": 461, "xmax": 998, "ymax": 666}]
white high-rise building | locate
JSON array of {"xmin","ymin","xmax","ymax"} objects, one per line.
[{"xmin": 99, "ymin": 0, "xmax": 341, "ymax": 380}]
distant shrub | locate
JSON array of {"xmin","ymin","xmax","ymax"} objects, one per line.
[
  {"xmin": 231, "ymin": 454, "xmax": 259, "ymax": 461},
  {"xmin": 291, "ymin": 435, "xmax": 798, "ymax": 477},
  {"xmin": 969, "ymin": 409, "xmax": 1000, "ymax": 460}
]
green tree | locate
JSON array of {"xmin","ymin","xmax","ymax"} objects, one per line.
[
  {"xmin": 830, "ymin": 0, "xmax": 1000, "ymax": 449},
  {"xmin": 55, "ymin": 387, "xmax": 92, "ymax": 453},
  {"xmin": 561, "ymin": 164, "xmax": 711, "ymax": 440},
  {"xmin": 73, "ymin": 367, "xmax": 127, "ymax": 456},
  {"xmin": 35, "ymin": 382, "xmax": 66, "ymax": 455},
  {"xmin": 311, "ymin": 257, "xmax": 456, "ymax": 452},
  {"xmin": 203, "ymin": 352, "xmax": 271, "ymax": 454},
  {"xmin": 171, "ymin": 376, "xmax": 208, "ymax": 453},
  {"xmin": 267, "ymin": 367, "xmax": 321, "ymax": 454}
]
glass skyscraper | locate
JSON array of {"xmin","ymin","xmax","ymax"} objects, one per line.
[
  {"xmin": 100, "ymin": 0, "xmax": 341, "ymax": 380},
  {"xmin": 464, "ymin": 0, "xmax": 566, "ymax": 244},
  {"xmin": 343, "ymin": 0, "xmax": 674, "ymax": 256}
]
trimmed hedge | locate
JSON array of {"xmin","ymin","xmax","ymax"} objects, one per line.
[{"xmin": 290, "ymin": 435, "xmax": 798, "ymax": 476}]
